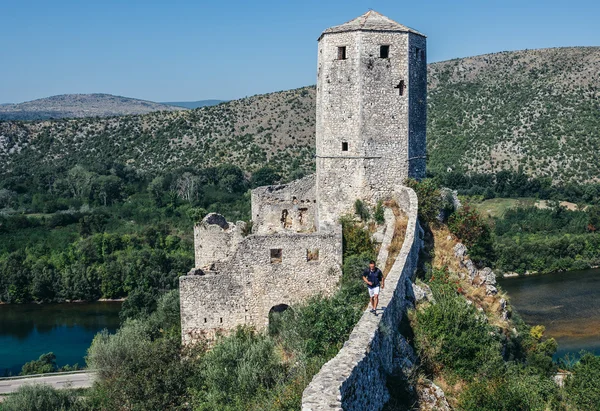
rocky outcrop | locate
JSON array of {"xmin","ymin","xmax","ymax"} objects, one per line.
[{"xmin": 416, "ymin": 380, "xmax": 451, "ymax": 411}]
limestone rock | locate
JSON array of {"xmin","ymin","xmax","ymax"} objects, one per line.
[
  {"xmin": 478, "ymin": 267, "xmax": 497, "ymax": 285},
  {"xmin": 453, "ymin": 243, "xmax": 468, "ymax": 260},
  {"xmin": 417, "ymin": 380, "xmax": 451, "ymax": 411},
  {"xmin": 412, "ymin": 283, "xmax": 434, "ymax": 304},
  {"xmin": 486, "ymin": 284, "xmax": 498, "ymax": 295},
  {"xmin": 464, "ymin": 259, "xmax": 478, "ymax": 282}
]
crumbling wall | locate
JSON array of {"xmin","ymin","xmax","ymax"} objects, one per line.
[
  {"xmin": 180, "ymin": 219, "xmax": 343, "ymax": 345},
  {"xmin": 302, "ymin": 186, "xmax": 421, "ymax": 411},
  {"xmin": 251, "ymin": 174, "xmax": 317, "ymax": 235},
  {"xmin": 193, "ymin": 213, "xmax": 245, "ymax": 269}
]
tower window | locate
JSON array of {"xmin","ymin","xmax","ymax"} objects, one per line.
[
  {"xmin": 395, "ymin": 80, "xmax": 406, "ymax": 96},
  {"xmin": 307, "ymin": 249, "xmax": 320, "ymax": 262},
  {"xmin": 270, "ymin": 248, "xmax": 282, "ymax": 264},
  {"xmin": 380, "ymin": 45, "xmax": 390, "ymax": 58},
  {"xmin": 342, "ymin": 142, "xmax": 349, "ymax": 151},
  {"xmin": 337, "ymin": 46, "xmax": 347, "ymax": 60},
  {"xmin": 415, "ymin": 47, "xmax": 421, "ymax": 60}
]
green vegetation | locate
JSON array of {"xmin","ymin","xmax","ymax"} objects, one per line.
[
  {"xmin": 20, "ymin": 352, "xmax": 80, "ymax": 376},
  {"xmin": 428, "ymin": 47, "xmax": 600, "ymax": 183},
  {"xmin": 0, "ymin": 384, "xmax": 83, "ymax": 411},
  {"xmin": 564, "ymin": 353, "xmax": 600, "ymax": 410},
  {"xmin": 408, "ymin": 267, "xmax": 600, "ymax": 410},
  {"xmin": 2, "ymin": 214, "xmax": 373, "ymax": 410},
  {"xmin": 0, "ymin": 163, "xmax": 254, "ymax": 304}
]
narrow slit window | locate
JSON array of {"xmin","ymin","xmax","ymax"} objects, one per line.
[
  {"xmin": 270, "ymin": 248, "xmax": 282, "ymax": 264},
  {"xmin": 342, "ymin": 142, "xmax": 349, "ymax": 151},
  {"xmin": 415, "ymin": 47, "xmax": 421, "ymax": 60},
  {"xmin": 220, "ymin": 318, "xmax": 223, "ymax": 323},
  {"xmin": 337, "ymin": 46, "xmax": 347, "ymax": 60},
  {"xmin": 380, "ymin": 45, "xmax": 390, "ymax": 58},
  {"xmin": 395, "ymin": 80, "xmax": 406, "ymax": 96}
]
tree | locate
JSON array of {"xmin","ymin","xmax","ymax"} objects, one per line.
[
  {"xmin": 251, "ymin": 166, "xmax": 280, "ymax": 187},
  {"xmin": 20, "ymin": 352, "xmax": 57, "ymax": 375}
]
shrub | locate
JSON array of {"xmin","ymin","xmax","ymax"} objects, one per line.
[
  {"xmin": 564, "ymin": 352, "xmax": 600, "ymax": 410},
  {"xmin": 448, "ymin": 205, "xmax": 494, "ymax": 266},
  {"xmin": 412, "ymin": 270, "xmax": 503, "ymax": 379},
  {"xmin": 459, "ymin": 368, "xmax": 558, "ymax": 411},
  {"xmin": 20, "ymin": 352, "xmax": 57, "ymax": 375},
  {"xmin": 0, "ymin": 384, "xmax": 81, "ymax": 411},
  {"xmin": 354, "ymin": 199, "xmax": 371, "ymax": 221},
  {"xmin": 374, "ymin": 200, "xmax": 385, "ymax": 224},
  {"xmin": 404, "ymin": 178, "xmax": 443, "ymax": 226},
  {"xmin": 341, "ymin": 216, "xmax": 374, "ymax": 258},
  {"xmin": 191, "ymin": 327, "xmax": 284, "ymax": 409}
]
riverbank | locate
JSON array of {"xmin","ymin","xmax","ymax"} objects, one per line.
[{"xmin": 502, "ymin": 265, "xmax": 600, "ymax": 278}]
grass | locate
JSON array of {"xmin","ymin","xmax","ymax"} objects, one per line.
[
  {"xmin": 469, "ymin": 197, "xmax": 538, "ymax": 219},
  {"xmin": 468, "ymin": 197, "xmax": 582, "ymax": 219}
]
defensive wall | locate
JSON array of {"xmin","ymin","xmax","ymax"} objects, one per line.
[{"xmin": 302, "ymin": 186, "xmax": 422, "ymax": 410}]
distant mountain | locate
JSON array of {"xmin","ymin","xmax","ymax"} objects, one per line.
[
  {"xmin": 1, "ymin": 47, "xmax": 599, "ymax": 183},
  {"xmin": 0, "ymin": 94, "xmax": 185, "ymax": 121},
  {"xmin": 162, "ymin": 100, "xmax": 225, "ymax": 109}
]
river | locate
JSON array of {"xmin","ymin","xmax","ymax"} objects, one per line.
[
  {"xmin": 500, "ymin": 268, "xmax": 600, "ymax": 359},
  {"xmin": 0, "ymin": 302, "xmax": 121, "ymax": 376}
]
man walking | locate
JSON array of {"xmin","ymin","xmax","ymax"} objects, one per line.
[{"xmin": 363, "ymin": 260, "xmax": 384, "ymax": 315}]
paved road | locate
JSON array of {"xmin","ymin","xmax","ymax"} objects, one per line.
[{"xmin": 0, "ymin": 371, "xmax": 95, "ymax": 395}]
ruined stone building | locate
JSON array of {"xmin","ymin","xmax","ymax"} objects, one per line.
[{"xmin": 180, "ymin": 10, "xmax": 427, "ymax": 344}]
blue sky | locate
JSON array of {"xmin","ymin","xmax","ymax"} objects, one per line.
[{"xmin": 1, "ymin": 0, "xmax": 599, "ymax": 103}]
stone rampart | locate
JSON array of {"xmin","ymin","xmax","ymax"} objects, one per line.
[{"xmin": 302, "ymin": 186, "xmax": 421, "ymax": 410}]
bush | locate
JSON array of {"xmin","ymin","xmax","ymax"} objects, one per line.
[
  {"xmin": 20, "ymin": 352, "xmax": 57, "ymax": 375},
  {"xmin": 354, "ymin": 199, "xmax": 371, "ymax": 221},
  {"xmin": 404, "ymin": 178, "xmax": 443, "ymax": 226},
  {"xmin": 341, "ymin": 216, "xmax": 374, "ymax": 258},
  {"xmin": 374, "ymin": 200, "xmax": 385, "ymax": 224},
  {"xmin": 1, "ymin": 384, "xmax": 81, "ymax": 411},
  {"xmin": 564, "ymin": 352, "xmax": 600, "ymax": 410},
  {"xmin": 87, "ymin": 295, "xmax": 198, "ymax": 411},
  {"xmin": 459, "ymin": 368, "xmax": 558, "ymax": 411},
  {"xmin": 192, "ymin": 328, "xmax": 284, "ymax": 409},
  {"xmin": 412, "ymin": 270, "xmax": 503, "ymax": 379},
  {"xmin": 448, "ymin": 205, "xmax": 494, "ymax": 266}
]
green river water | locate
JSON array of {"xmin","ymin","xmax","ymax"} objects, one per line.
[{"xmin": 0, "ymin": 302, "xmax": 121, "ymax": 376}]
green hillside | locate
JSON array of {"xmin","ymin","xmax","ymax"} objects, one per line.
[{"xmin": 1, "ymin": 47, "xmax": 599, "ymax": 183}]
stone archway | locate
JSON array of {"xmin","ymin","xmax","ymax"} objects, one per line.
[{"xmin": 268, "ymin": 304, "xmax": 291, "ymax": 336}]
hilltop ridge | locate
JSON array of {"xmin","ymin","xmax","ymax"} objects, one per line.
[{"xmin": 0, "ymin": 93, "xmax": 185, "ymax": 121}]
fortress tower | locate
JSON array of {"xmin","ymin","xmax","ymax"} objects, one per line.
[
  {"xmin": 180, "ymin": 11, "xmax": 426, "ymax": 344},
  {"xmin": 315, "ymin": 11, "xmax": 427, "ymax": 227}
]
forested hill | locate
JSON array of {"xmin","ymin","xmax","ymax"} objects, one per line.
[
  {"xmin": 0, "ymin": 94, "xmax": 185, "ymax": 121},
  {"xmin": 1, "ymin": 47, "xmax": 599, "ymax": 182},
  {"xmin": 427, "ymin": 47, "xmax": 600, "ymax": 182}
]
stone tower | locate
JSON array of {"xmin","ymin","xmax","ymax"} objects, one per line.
[{"xmin": 315, "ymin": 11, "xmax": 427, "ymax": 227}]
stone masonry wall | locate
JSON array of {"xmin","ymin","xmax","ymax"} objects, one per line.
[
  {"xmin": 316, "ymin": 29, "xmax": 426, "ymax": 227},
  {"xmin": 251, "ymin": 174, "xmax": 317, "ymax": 235},
  {"xmin": 180, "ymin": 225, "xmax": 343, "ymax": 344},
  {"xmin": 302, "ymin": 186, "xmax": 421, "ymax": 410}
]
